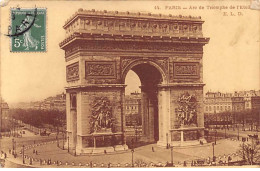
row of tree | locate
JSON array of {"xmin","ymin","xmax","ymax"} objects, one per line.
[
  {"xmin": 8, "ymin": 108, "xmax": 66, "ymax": 128},
  {"xmin": 205, "ymin": 109, "xmax": 260, "ymax": 128}
]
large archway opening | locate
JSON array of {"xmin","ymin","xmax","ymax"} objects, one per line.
[{"xmin": 124, "ymin": 62, "xmax": 164, "ymax": 143}]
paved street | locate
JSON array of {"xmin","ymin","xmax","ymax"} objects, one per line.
[
  {"xmin": 0, "ymin": 129, "xmax": 56, "ymax": 167},
  {"xmin": 0, "ymin": 129, "xmax": 56, "ymax": 152},
  {"xmin": 1, "ymin": 127, "xmax": 259, "ymax": 168},
  {"xmin": 217, "ymin": 129, "xmax": 260, "ymax": 139},
  {"xmin": 2, "ymin": 138, "xmax": 243, "ymax": 168}
]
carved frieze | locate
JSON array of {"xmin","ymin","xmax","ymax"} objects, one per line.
[
  {"xmin": 121, "ymin": 57, "xmax": 137, "ymax": 72},
  {"xmin": 173, "ymin": 62, "xmax": 199, "ymax": 79},
  {"xmin": 155, "ymin": 57, "xmax": 169, "ymax": 73},
  {"xmin": 63, "ymin": 10, "xmax": 203, "ymax": 39},
  {"xmin": 121, "ymin": 57, "xmax": 169, "ymax": 77},
  {"xmin": 85, "ymin": 61, "xmax": 117, "ymax": 78},
  {"xmin": 175, "ymin": 92, "xmax": 197, "ymax": 127},
  {"xmin": 66, "ymin": 62, "xmax": 79, "ymax": 82},
  {"xmin": 65, "ymin": 41, "xmax": 203, "ymax": 57}
]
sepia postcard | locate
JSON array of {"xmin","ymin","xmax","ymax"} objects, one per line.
[{"xmin": 0, "ymin": 0, "xmax": 259, "ymax": 168}]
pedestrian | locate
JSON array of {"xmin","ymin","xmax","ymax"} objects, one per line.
[
  {"xmin": 152, "ymin": 146, "xmax": 154, "ymax": 152},
  {"xmin": 33, "ymin": 149, "xmax": 35, "ymax": 154},
  {"xmin": 228, "ymin": 156, "xmax": 232, "ymax": 163},
  {"xmin": 36, "ymin": 150, "xmax": 38, "ymax": 155},
  {"xmin": 4, "ymin": 153, "xmax": 7, "ymax": 159}
]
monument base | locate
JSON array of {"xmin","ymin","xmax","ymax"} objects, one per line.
[
  {"xmin": 170, "ymin": 139, "xmax": 206, "ymax": 147},
  {"xmin": 139, "ymin": 136, "xmax": 155, "ymax": 143},
  {"xmin": 157, "ymin": 138, "xmax": 207, "ymax": 147},
  {"xmin": 157, "ymin": 127, "xmax": 207, "ymax": 147},
  {"xmin": 75, "ymin": 144, "xmax": 128, "ymax": 155}
]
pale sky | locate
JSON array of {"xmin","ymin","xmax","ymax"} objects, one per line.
[{"xmin": 0, "ymin": 0, "xmax": 259, "ymax": 103}]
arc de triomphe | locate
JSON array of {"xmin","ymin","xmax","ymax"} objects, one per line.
[{"xmin": 60, "ymin": 9, "xmax": 209, "ymax": 154}]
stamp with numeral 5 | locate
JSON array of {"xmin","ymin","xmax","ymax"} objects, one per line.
[{"xmin": 8, "ymin": 8, "xmax": 46, "ymax": 52}]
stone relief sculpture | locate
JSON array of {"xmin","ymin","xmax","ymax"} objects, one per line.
[
  {"xmin": 175, "ymin": 92, "xmax": 197, "ymax": 126},
  {"xmin": 90, "ymin": 97, "xmax": 114, "ymax": 133},
  {"xmin": 88, "ymin": 64, "xmax": 114, "ymax": 76},
  {"xmin": 66, "ymin": 62, "xmax": 79, "ymax": 81},
  {"xmin": 85, "ymin": 62, "xmax": 116, "ymax": 78}
]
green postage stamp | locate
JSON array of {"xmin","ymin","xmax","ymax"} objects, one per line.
[{"xmin": 9, "ymin": 8, "xmax": 46, "ymax": 52}]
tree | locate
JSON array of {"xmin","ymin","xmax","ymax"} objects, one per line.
[
  {"xmin": 237, "ymin": 142, "xmax": 260, "ymax": 165},
  {"xmin": 9, "ymin": 108, "xmax": 65, "ymax": 129}
]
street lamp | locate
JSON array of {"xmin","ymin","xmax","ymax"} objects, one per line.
[
  {"xmin": 237, "ymin": 124, "xmax": 240, "ymax": 140},
  {"xmin": 67, "ymin": 136, "xmax": 70, "ymax": 152},
  {"xmin": 170, "ymin": 145, "xmax": 173, "ymax": 166},
  {"xmin": 12, "ymin": 138, "xmax": 14, "ymax": 155},
  {"xmin": 131, "ymin": 138, "xmax": 134, "ymax": 167},
  {"xmin": 14, "ymin": 141, "xmax": 16, "ymax": 157},
  {"xmin": 212, "ymin": 143, "xmax": 215, "ymax": 162},
  {"xmin": 57, "ymin": 135, "xmax": 59, "ymax": 147},
  {"xmin": 224, "ymin": 124, "xmax": 227, "ymax": 138},
  {"xmin": 242, "ymin": 138, "xmax": 245, "ymax": 160},
  {"xmin": 62, "ymin": 132, "xmax": 65, "ymax": 150},
  {"xmin": 166, "ymin": 133, "xmax": 169, "ymax": 149},
  {"xmin": 22, "ymin": 145, "xmax": 25, "ymax": 164},
  {"xmin": 214, "ymin": 130, "xmax": 217, "ymax": 145}
]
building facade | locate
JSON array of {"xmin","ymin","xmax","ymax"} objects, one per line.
[
  {"xmin": 204, "ymin": 90, "xmax": 260, "ymax": 114},
  {"xmin": 204, "ymin": 92, "xmax": 245, "ymax": 114},
  {"xmin": 40, "ymin": 93, "xmax": 66, "ymax": 111},
  {"xmin": 125, "ymin": 92, "xmax": 141, "ymax": 126},
  {"xmin": 125, "ymin": 92, "xmax": 141, "ymax": 115},
  {"xmin": 236, "ymin": 90, "xmax": 260, "ymax": 110},
  {"xmin": 0, "ymin": 99, "xmax": 9, "ymax": 131},
  {"xmin": 204, "ymin": 92, "xmax": 233, "ymax": 114}
]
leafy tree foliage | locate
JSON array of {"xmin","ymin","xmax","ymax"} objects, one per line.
[{"xmin": 9, "ymin": 108, "xmax": 65, "ymax": 128}]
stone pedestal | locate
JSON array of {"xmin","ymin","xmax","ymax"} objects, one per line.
[{"xmin": 170, "ymin": 127, "xmax": 206, "ymax": 147}]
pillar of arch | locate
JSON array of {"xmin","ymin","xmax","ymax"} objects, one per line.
[{"xmin": 60, "ymin": 9, "xmax": 209, "ymax": 154}]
